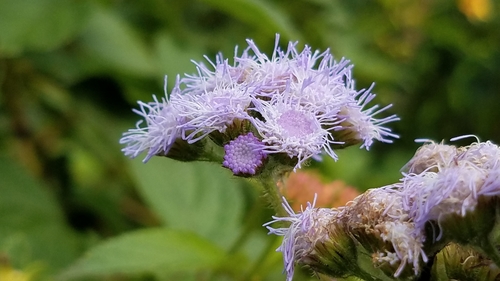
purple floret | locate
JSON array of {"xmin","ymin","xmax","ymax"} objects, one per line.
[{"xmin": 223, "ymin": 133, "xmax": 267, "ymax": 175}]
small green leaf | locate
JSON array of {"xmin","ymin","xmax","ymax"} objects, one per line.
[
  {"xmin": 59, "ymin": 228, "xmax": 226, "ymax": 280},
  {"xmin": 129, "ymin": 157, "xmax": 244, "ymax": 249}
]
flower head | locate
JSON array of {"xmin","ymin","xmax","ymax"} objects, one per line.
[
  {"xmin": 334, "ymin": 83, "xmax": 400, "ymax": 150},
  {"xmin": 400, "ymin": 139, "xmax": 500, "ymax": 240},
  {"xmin": 264, "ymin": 196, "xmax": 341, "ymax": 281},
  {"xmin": 222, "ymin": 132, "xmax": 267, "ymax": 175},
  {"xmin": 402, "ymin": 140, "xmax": 458, "ymax": 174},
  {"xmin": 120, "ymin": 92, "xmax": 181, "ymax": 162},
  {"xmin": 120, "ymin": 35, "xmax": 399, "ymax": 170},
  {"xmin": 438, "ymin": 243, "xmax": 500, "ymax": 281},
  {"xmin": 173, "ymin": 79, "xmax": 254, "ymax": 143},
  {"xmin": 251, "ymin": 87, "xmax": 341, "ymax": 169}
]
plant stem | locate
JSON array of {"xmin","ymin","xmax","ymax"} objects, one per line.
[{"xmin": 257, "ymin": 174, "xmax": 288, "ymax": 217}]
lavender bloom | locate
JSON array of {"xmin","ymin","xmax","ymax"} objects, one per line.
[
  {"xmin": 173, "ymin": 78, "xmax": 254, "ymax": 143},
  {"xmin": 400, "ymin": 138, "xmax": 500, "ymax": 239},
  {"xmin": 241, "ymin": 36, "xmax": 351, "ymax": 104},
  {"xmin": 250, "ymin": 83, "xmax": 341, "ymax": 169},
  {"xmin": 182, "ymin": 52, "xmax": 249, "ymax": 95},
  {"xmin": 120, "ymin": 86, "xmax": 182, "ymax": 162},
  {"xmin": 120, "ymin": 35, "xmax": 399, "ymax": 168},
  {"xmin": 222, "ymin": 133, "xmax": 267, "ymax": 175},
  {"xmin": 334, "ymin": 82, "xmax": 400, "ymax": 149},
  {"xmin": 264, "ymin": 195, "xmax": 340, "ymax": 281}
]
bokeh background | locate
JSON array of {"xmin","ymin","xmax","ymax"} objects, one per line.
[{"xmin": 1, "ymin": 0, "xmax": 499, "ymax": 280}]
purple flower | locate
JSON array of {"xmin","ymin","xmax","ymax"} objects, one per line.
[
  {"xmin": 120, "ymin": 86, "xmax": 182, "ymax": 162},
  {"xmin": 398, "ymin": 138, "xmax": 500, "ymax": 240},
  {"xmin": 250, "ymin": 83, "xmax": 341, "ymax": 169},
  {"xmin": 172, "ymin": 78, "xmax": 254, "ymax": 143},
  {"xmin": 222, "ymin": 133, "xmax": 267, "ymax": 175},
  {"xmin": 182, "ymin": 52, "xmax": 251, "ymax": 95},
  {"xmin": 335, "ymin": 83, "xmax": 400, "ymax": 149},
  {"xmin": 263, "ymin": 195, "xmax": 339, "ymax": 281},
  {"xmin": 120, "ymin": 34, "xmax": 399, "ymax": 168}
]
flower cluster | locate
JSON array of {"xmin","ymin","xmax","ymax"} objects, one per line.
[
  {"xmin": 400, "ymin": 137, "xmax": 500, "ymax": 237},
  {"xmin": 120, "ymin": 35, "xmax": 399, "ymax": 174},
  {"xmin": 266, "ymin": 137, "xmax": 500, "ymax": 280}
]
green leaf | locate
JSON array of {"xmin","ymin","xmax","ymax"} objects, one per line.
[
  {"xmin": 129, "ymin": 157, "xmax": 244, "ymax": 249},
  {"xmin": 79, "ymin": 7, "xmax": 155, "ymax": 77},
  {"xmin": 59, "ymin": 228, "xmax": 226, "ymax": 280},
  {"xmin": 0, "ymin": 0, "xmax": 87, "ymax": 57},
  {"xmin": 200, "ymin": 0, "xmax": 300, "ymax": 40},
  {"xmin": 0, "ymin": 155, "xmax": 80, "ymax": 274}
]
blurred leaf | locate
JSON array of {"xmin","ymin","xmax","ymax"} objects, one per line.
[
  {"xmin": 79, "ymin": 7, "xmax": 155, "ymax": 77},
  {"xmin": 58, "ymin": 228, "xmax": 226, "ymax": 280},
  {"xmin": 316, "ymin": 147, "xmax": 406, "ymax": 191},
  {"xmin": 154, "ymin": 32, "xmax": 201, "ymax": 91},
  {"xmin": 0, "ymin": 155, "xmax": 80, "ymax": 274},
  {"xmin": 0, "ymin": 0, "xmax": 87, "ymax": 57},
  {"xmin": 129, "ymin": 157, "xmax": 244, "ymax": 249},
  {"xmin": 200, "ymin": 0, "xmax": 300, "ymax": 40}
]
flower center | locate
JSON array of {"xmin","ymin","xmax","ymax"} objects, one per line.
[{"xmin": 277, "ymin": 110, "xmax": 316, "ymax": 138}]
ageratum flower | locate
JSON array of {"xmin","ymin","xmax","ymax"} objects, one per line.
[
  {"xmin": 263, "ymin": 196, "xmax": 352, "ymax": 281},
  {"xmin": 401, "ymin": 140, "xmax": 458, "ymax": 174},
  {"xmin": 120, "ymin": 80, "xmax": 182, "ymax": 162},
  {"xmin": 437, "ymin": 243, "xmax": 500, "ymax": 281},
  {"xmin": 173, "ymin": 74, "xmax": 254, "ymax": 143},
  {"xmin": 265, "ymin": 189, "xmax": 427, "ymax": 280},
  {"xmin": 120, "ymin": 35, "xmax": 399, "ymax": 171},
  {"xmin": 400, "ymin": 138, "xmax": 500, "ymax": 239},
  {"xmin": 250, "ymin": 81, "xmax": 342, "ymax": 169},
  {"xmin": 333, "ymin": 76, "xmax": 400, "ymax": 150}
]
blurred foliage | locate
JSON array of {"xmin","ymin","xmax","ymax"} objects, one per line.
[{"xmin": 1, "ymin": 0, "xmax": 499, "ymax": 280}]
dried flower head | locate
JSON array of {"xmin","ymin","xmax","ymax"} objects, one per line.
[
  {"xmin": 402, "ymin": 140, "xmax": 458, "ymax": 174},
  {"xmin": 339, "ymin": 187, "xmax": 427, "ymax": 277}
]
